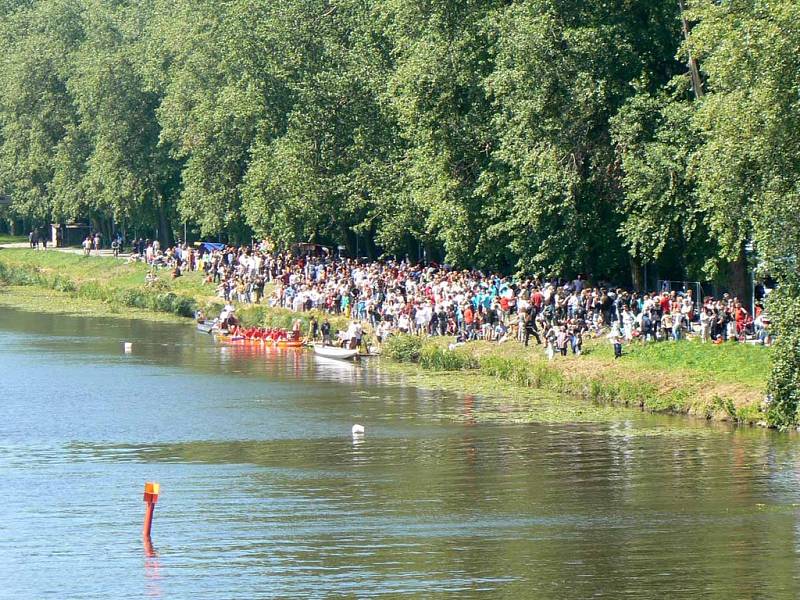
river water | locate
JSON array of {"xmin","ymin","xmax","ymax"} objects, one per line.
[{"xmin": 1, "ymin": 307, "xmax": 799, "ymax": 598}]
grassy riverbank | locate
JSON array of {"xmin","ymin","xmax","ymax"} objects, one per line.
[
  {"xmin": 0, "ymin": 248, "xmax": 772, "ymax": 425},
  {"xmin": 381, "ymin": 335, "xmax": 771, "ymax": 424},
  {"xmin": 0, "ymin": 248, "xmax": 348, "ymax": 330}
]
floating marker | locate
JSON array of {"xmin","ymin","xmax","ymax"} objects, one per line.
[
  {"xmin": 124, "ymin": 342, "xmax": 133, "ymax": 353},
  {"xmin": 352, "ymin": 424, "xmax": 365, "ymax": 436},
  {"xmin": 142, "ymin": 481, "xmax": 160, "ymax": 540}
]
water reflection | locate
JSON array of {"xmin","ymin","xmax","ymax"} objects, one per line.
[
  {"xmin": 143, "ymin": 537, "xmax": 162, "ymax": 598},
  {"xmin": 2, "ymin": 306, "xmax": 800, "ymax": 598}
]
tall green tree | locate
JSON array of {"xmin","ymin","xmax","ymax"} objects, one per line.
[
  {"xmin": 0, "ymin": 0, "xmax": 83, "ymax": 224},
  {"xmin": 487, "ymin": 0, "xmax": 683, "ymax": 279},
  {"xmin": 63, "ymin": 0, "xmax": 180, "ymax": 242},
  {"xmin": 683, "ymin": 0, "xmax": 800, "ymax": 426},
  {"xmin": 375, "ymin": 0, "xmax": 502, "ymax": 267},
  {"xmin": 611, "ymin": 79, "xmax": 713, "ymax": 282},
  {"xmin": 242, "ymin": 0, "xmax": 400, "ymax": 256},
  {"xmin": 147, "ymin": 0, "xmax": 275, "ymax": 241}
]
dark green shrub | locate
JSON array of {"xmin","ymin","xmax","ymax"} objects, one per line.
[
  {"xmin": 766, "ymin": 284, "xmax": 800, "ymax": 428},
  {"xmin": 383, "ymin": 335, "xmax": 425, "ymax": 362},
  {"xmin": 418, "ymin": 344, "xmax": 478, "ymax": 371}
]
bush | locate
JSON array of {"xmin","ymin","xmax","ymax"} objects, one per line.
[
  {"xmin": 479, "ymin": 356, "xmax": 563, "ymax": 389},
  {"xmin": 0, "ymin": 262, "xmax": 42, "ymax": 286},
  {"xmin": 766, "ymin": 284, "xmax": 800, "ymax": 428},
  {"xmin": 735, "ymin": 403, "xmax": 764, "ymax": 424},
  {"xmin": 50, "ymin": 274, "xmax": 76, "ymax": 292},
  {"xmin": 77, "ymin": 281, "xmax": 105, "ymax": 300},
  {"xmin": 382, "ymin": 335, "xmax": 425, "ymax": 362},
  {"xmin": 418, "ymin": 344, "xmax": 478, "ymax": 371}
]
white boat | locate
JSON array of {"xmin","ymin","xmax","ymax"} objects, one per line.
[
  {"xmin": 312, "ymin": 344, "xmax": 359, "ymax": 361},
  {"xmin": 196, "ymin": 321, "xmax": 216, "ymax": 334}
]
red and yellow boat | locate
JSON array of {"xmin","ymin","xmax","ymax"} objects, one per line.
[{"xmin": 215, "ymin": 326, "xmax": 304, "ymax": 348}]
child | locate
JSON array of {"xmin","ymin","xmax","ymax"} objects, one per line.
[
  {"xmin": 556, "ymin": 325, "xmax": 569, "ymax": 356},
  {"xmin": 544, "ymin": 326, "xmax": 557, "ymax": 361},
  {"xmin": 608, "ymin": 324, "xmax": 623, "ymax": 359}
]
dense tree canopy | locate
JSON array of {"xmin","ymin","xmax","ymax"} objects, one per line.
[
  {"xmin": 0, "ymin": 1, "xmax": 798, "ymax": 420},
  {"xmin": 0, "ymin": 0, "xmax": 776, "ymax": 278}
]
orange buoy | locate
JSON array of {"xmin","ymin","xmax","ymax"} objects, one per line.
[{"xmin": 142, "ymin": 482, "xmax": 160, "ymax": 539}]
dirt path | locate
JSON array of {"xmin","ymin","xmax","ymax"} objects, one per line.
[{"xmin": 0, "ymin": 242, "xmax": 130, "ymax": 258}]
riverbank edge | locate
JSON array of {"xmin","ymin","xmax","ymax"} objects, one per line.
[
  {"xmin": 0, "ymin": 252, "xmax": 350, "ymax": 330},
  {"xmin": 379, "ymin": 335, "xmax": 768, "ymax": 425},
  {"xmin": 0, "ymin": 253, "xmax": 767, "ymax": 426}
]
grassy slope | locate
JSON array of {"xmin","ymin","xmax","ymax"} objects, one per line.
[
  {"xmin": 0, "ymin": 248, "xmax": 348, "ymax": 331},
  {"xmin": 382, "ymin": 333, "xmax": 771, "ymax": 424}
]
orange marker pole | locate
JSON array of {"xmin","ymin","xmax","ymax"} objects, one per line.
[{"xmin": 142, "ymin": 482, "xmax": 160, "ymax": 539}]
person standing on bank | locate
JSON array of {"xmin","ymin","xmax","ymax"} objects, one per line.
[
  {"xmin": 608, "ymin": 324, "xmax": 623, "ymax": 359},
  {"xmin": 321, "ymin": 318, "xmax": 332, "ymax": 346}
]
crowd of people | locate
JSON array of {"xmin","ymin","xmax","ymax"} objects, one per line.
[
  {"xmin": 125, "ymin": 237, "xmax": 199, "ymax": 279},
  {"xmin": 136, "ymin": 241, "xmax": 771, "ymax": 355}
]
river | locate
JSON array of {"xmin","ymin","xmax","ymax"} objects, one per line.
[{"xmin": 1, "ymin": 307, "xmax": 799, "ymax": 598}]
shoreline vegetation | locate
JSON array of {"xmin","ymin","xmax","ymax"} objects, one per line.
[{"xmin": 0, "ymin": 248, "xmax": 771, "ymax": 426}]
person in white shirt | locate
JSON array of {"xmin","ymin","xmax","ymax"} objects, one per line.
[{"xmin": 622, "ymin": 307, "xmax": 635, "ymax": 341}]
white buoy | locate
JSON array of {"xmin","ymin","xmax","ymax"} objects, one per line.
[
  {"xmin": 123, "ymin": 342, "xmax": 133, "ymax": 353},
  {"xmin": 352, "ymin": 424, "xmax": 365, "ymax": 436}
]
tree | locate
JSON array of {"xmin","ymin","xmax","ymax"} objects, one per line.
[
  {"xmin": 683, "ymin": 0, "xmax": 800, "ymax": 425},
  {"xmin": 487, "ymin": 0, "xmax": 683, "ymax": 279},
  {"xmin": 373, "ymin": 0, "xmax": 503, "ymax": 267},
  {"xmin": 64, "ymin": 0, "xmax": 180, "ymax": 243},
  {"xmin": 612, "ymin": 79, "xmax": 714, "ymax": 281},
  {"xmin": 0, "ymin": 0, "xmax": 84, "ymax": 225},
  {"xmin": 242, "ymin": 0, "xmax": 400, "ymax": 256}
]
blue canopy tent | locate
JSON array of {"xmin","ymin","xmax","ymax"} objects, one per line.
[{"xmin": 198, "ymin": 242, "xmax": 225, "ymax": 253}]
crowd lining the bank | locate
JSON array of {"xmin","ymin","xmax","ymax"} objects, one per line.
[{"xmin": 120, "ymin": 239, "xmax": 773, "ymax": 353}]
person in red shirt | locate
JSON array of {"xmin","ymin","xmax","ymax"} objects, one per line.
[
  {"xmin": 463, "ymin": 304, "xmax": 475, "ymax": 339},
  {"xmin": 464, "ymin": 304, "xmax": 474, "ymax": 325},
  {"xmin": 532, "ymin": 289, "xmax": 543, "ymax": 311},
  {"xmin": 660, "ymin": 293, "xmax": 671, "ymax": 314},
  {"xmin": 499, "ymin": 295, "xmax": 510, "ymax": 315},
  {"xmin": 734, "ymin": 301, "xmax": 747, "ymax": 336}
]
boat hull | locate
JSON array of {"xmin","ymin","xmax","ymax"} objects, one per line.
[
  {"xmin": 215, "ymin": 334, "xmax": 303, "ymax": 348},
  {"xmin": 312, "ymin": 345, "xmax": 359, "ymax": 360}
]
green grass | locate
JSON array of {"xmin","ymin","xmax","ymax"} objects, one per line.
[
  {"xmin": 587, "ymin": 337, "xmax": 771, "ymax": 388},
  {"xmin": 380, "ymin": 334, "xmax": 771, "ymax": 425},
  {"xmin": 0, "ymin": 248, "xmax": 151, "ymax": 284},
  {"xmin": 0, "ymin": 285, "xmax": 188, "ymax": 322},
  {"xmin": 0, "ymin": 248, "xmax": 351, "ymax": 332},
  {"xmin": 0, "ymin": 234, "xmax": 26, "ymax": 244},
  {"xmin": 0, "ymin": 250, "xmax": 200, "ymax": 317}
]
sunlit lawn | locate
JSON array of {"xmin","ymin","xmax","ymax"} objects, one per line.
[{"xmin": 0, "ymin": 234, "xmax": 26, "ymax": 244}]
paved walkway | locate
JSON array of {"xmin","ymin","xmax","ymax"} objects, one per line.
[{"xmin": 0, "ymin": 242, "xmax": 130, "ymax": 258}]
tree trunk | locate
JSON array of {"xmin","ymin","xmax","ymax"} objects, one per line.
[
  {"xmin": 365, "ymin": 224, "xmax": 379, "ymax": 260},
  {"xmin": 102, "ymin": 218, "xmax": 113, "ymax": 244},
  {"xmin": 340, "ymin": 225, "xmax": 356, "ymax": 258},
  {"xmin": 678, "ymin": 0, "xmax": 704, "ymax": 99},
  {"xmin": 727, "ymin": 247, "xmax": 749, "ymax": 306},
  {"xmin": 157, "ymin": 195, "xmax": 173, "ymax": 247},
  {"xmin": 629, "ymin": 256, "xmax": 643, "ymax": 292}
]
